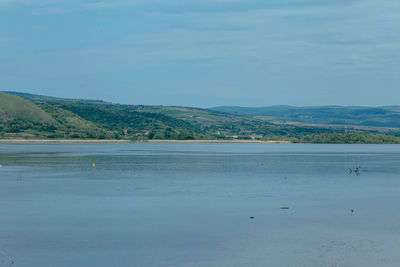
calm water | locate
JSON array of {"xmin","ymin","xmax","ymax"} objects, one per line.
[{"xmin": 0, "ymin": 143, "xmax": 400, "ymax": 267}]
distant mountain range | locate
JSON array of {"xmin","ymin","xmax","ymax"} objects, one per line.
[
  {"xmin": 211, "ymin": 105, "xmax": 400, "ymax": 129},
  {"xmin": 1, "ymin": 91, "xmax": 400, "ymax": 143}
]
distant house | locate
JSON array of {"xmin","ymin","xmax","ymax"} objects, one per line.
[
  {"xmin": 248, "ymin": 134, "xmax": 263, "ymax": 140},
  {"xmin": 135, "ymin": 130, "xmax": 151, "ymax": 136},
  {"xmin": 140, "ymin": 130, "xmax": 151, "ymax": 135}
]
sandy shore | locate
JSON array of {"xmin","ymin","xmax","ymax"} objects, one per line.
[
  {"xmin": 0, "ymin": 139, "xmax": 291, "ymax": 144},
  {"xmin": 147, "ymin": 139, "xmax": 291, "ymax": 144},
  {"xmin": 0, "ymin": 139, "xmax": 132, "ymax": 143}
]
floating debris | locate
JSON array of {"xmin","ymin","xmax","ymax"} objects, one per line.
[
  {"xmin": 0, "ymin": 250, "xmax": 14, "ymax": 266},
  {"xmin": 350, "ymin": 209, "xmax": 354, "ymax": 215},
  {"xmin": 280, "ymin": 206, "xmax": 289, "ymax": 210},
  {"xmin": 249, "ymin": 216, "xmax": 255, "ymax": 219}
]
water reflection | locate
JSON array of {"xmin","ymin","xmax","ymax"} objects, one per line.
[{"xmin": 0, "ymin": 143, "xmax": 399, "ymax": 267}]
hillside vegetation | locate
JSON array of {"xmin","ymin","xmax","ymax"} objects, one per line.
[
  {"xmin": 0, "ymin": 92, "xmax": 55, "ymax": 123},
  {"xmin": 1, "ymin": 91, "xmax": 400, "ymax": 143}
]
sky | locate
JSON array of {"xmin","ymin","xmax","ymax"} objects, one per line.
[{"xmin": 0, "ymin": 0, "xmax": 399, "ymax": 107}]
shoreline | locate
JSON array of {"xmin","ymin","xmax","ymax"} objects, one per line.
[
  {"xmin": 147, "ymin": 139, "xmax": 291, "ymax": 143},
  {"xmin": 0, "ymin": 139, "xmax": 291, "ymax": 144}
]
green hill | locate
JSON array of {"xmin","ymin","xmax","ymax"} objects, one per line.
[
  {"xmin": 0, "ymin": 92, "xmax": 203, "ymax": 140},
  {"xmin": 40, "ymin": 102, "xmax": 202, "ymax": 139},
  {"xmin": 2, "ymin": 91, "xmax": 109, "ymax": 105},
  {"xmin": 0, "ymin": 92, "xmax": 55, "ymax": 123},
  {"xmin": 1, "ymin": 91, "xmax": 400, "ymax": 143}
]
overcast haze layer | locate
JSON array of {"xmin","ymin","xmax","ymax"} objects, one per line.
[{"xmin": 0, "ymin": 0, "xmax": 399, "ymax": 107}]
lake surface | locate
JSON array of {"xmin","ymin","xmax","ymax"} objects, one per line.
[{"xmin": 0, "ymin": 143, "xmax": 399, "ymax": 267}]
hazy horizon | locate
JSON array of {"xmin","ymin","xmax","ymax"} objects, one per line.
[
  {"xmin": 4, "ymin": 89, "xmax": 400, "ymax": 109},
  {"xmin": 1, "ymin": 0, "xmax": 399, "ymax": 107}
]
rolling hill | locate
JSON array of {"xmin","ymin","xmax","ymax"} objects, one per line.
[
  {"xmin": 1, "ymin": 91, "xmax": 400, "ymax": 143},
  {"xmin": 211, "ymin": 105, "xmax": 400, "ymax": 129},
  {"xmin": 0, "ymin": 92, "xmax": 55, "ymax": 123},
  {"xmin": 0, "ymin": 92, "xmax": 202, "ymax": 139}
]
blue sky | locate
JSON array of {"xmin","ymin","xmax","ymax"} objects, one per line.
[{"xmin": 0, "ymin": 0, "xmax": 399, "ymax": 107}]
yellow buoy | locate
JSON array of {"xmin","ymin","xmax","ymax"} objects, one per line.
[{"xmin": 92, "ymin": 162, "xmax": 96, "ymax": 167}]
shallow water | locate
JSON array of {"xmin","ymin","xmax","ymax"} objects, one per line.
[{"xmin": 0, "ymin": 143, "xmax": 399, "ymax": 267}]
